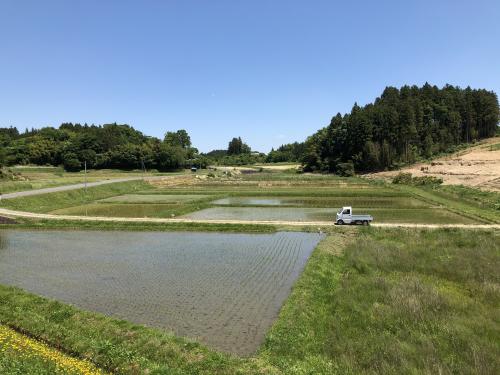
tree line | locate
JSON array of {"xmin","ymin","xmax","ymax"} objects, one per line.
[
  {"xmin": 200, "ymin": 137, "xmax": 266, "ymax": 165},
  {"xmin": 1, "ymin": 84, "xmax": 498, "ymax": 173},
  {"xmin": 0, "ymin": 122, "xmax": 264, "ymax": 171},
  {"xmin": 300, "ymin": 83, "xmax": 499, "ymax": 173},
  {"xmin": 0, "ymin": 123, "xmax": 199, "ymax": 171}
]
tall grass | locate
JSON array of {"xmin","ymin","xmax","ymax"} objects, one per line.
[{"xmin": 261, "ymin": 229, "xmax": 499, "ymax": 374}]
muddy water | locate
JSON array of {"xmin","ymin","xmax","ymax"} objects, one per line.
[{"xmin": 0, "ymin": 230, "xmax": 323, "ymax": 355}]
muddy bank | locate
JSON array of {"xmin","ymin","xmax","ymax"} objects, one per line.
[{"xmin": 0, "ymin": 216, "xmax": 16, "ymax": 224}]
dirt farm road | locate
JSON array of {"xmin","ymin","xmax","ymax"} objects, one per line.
[
  {"xmin": 0, "ymin": 177, "xmax": 498, "ymax": 229},
  {"xmin": 0, "ymin": 207, "xmax": 498, "ymax": 230}
]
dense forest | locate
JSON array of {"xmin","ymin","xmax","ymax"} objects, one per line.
[
  {"xmin": 0, "ymin": 124, "xmax": 200, "ymax": 171},
  {"xmin": 266, "ymin": 142, "xmax": 306, "ymax": 163},
  {"xmin": 299, "ymin": 83, "xmax": 499, "ymax": 173},
  {"xmin": 1, "ymin": 84, "xmax": 498, "ymax": 173},
  {"xmin": 0, "ymin": 123, "xmax": 264, "ymax": 171}
]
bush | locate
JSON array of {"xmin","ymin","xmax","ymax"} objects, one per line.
[
  {"xmin": 392, "ymin": 172, "xmax": 413, "ymax": 185},
  {"xmin": 62, "ymin": 153, "xmax": 82, "ymax": 171},
  {"xmin": 412, "ymin": 176, "xmax": 443, "ymax": 186},
  {"xmin": 336, "ymin": 162, "xmax": 355, "ymax": 177},
  {"xmin": 393, "ymin": 172, "xmax": 443, "ymax": 186}
]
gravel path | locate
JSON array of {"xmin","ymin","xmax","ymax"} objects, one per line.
[
  {"xmin": 0, "ymin": 207, "xmax": 498, "ymax": 229},
  {"xmin": 1, "ymin": 177, "xmax": 498, "ymax": 229}
]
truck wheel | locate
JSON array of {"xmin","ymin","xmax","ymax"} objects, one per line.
[
  {"xmin": 337, "ymin": 220, "xmax": 344, "ymax": 225},
  {"xmin": 363, "ymin": 220, "xmax": 369, "ymax": 226}
]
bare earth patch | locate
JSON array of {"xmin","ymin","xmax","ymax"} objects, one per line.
[{"xmin": 368, "ymin": 137, "xmax": 500, "ymax": 191}]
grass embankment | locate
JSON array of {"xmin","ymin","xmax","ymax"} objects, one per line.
[
  {"xmin": 261, "ymin": 228, "xmax": 500, "ymax": 374},
  {"xmin": 312, "ymin": 208, "xmax": 477, "ymax": 224},
  {"xmin": 0, "ymin": 228, "xmax": 498, "ymax": 374},
  {"xmin": 396, "ymin": 185, "xmax": 500, "ymax": 223},
  {"xmin": 1, "ymin": 173, "xmax": 490, "ymax": 224},
  {"xmin": 0, "ymin": 181, "xmax": 152, "ymax": 213},
  {"xmin": 212, "ymin": 196, "xmax": 430, "ymax": 208},
  {"xmin": 0, "ymin": 167, "xmax": 131, "ymax": 195},
  {"xmin": 0, "ymin": 179, "xmax": 91, "ymax": 195},
  {"xmin": 0, "ymin": 324, "xmax": 106, "ymax": 374},
  {"xmin": 437, "ymin": 185, "xmax": 500, "ymax": 212},
  {"xmin": 3, "ymin": 177, "xmax": 484, "ymax": 224},
  {"xmin": 0, "ymin": 167, "xmax": 181, "ymax": 195},
  {"xmin": 49, "ymin": 197, "xmax": 218, "ymax": 219},
  {"xmin": 0, "ymin": 286, "xmax": 259, "ymax": 375},
  {"xmin": 0, "ymin": 217, "xmax": 276, "ymax": 233}
]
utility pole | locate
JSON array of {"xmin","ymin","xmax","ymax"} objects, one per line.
[
  {"xmin": 141, "ymin": 158, "xmax": 146, "ymax": 180},
  {"xmin": 84, "ymin": 160, "xmax": 87, "ymax": 194},
  {"xmin": 84, "ymin": 160, "xmax": 87, "ymax": 216}
]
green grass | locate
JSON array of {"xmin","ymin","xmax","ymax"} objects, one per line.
[
  {"xmin": 314, "ymin": 208, "xmax": 478, "ymax": 224},
  {"xmin": 0, "ymin": 181, "xmax": 153, "ymax": 213},
  {"xmin": 1, "ymin": 228, "xmax": 497, "ymax": 374},
  {"xmin": 0, "ymin": 217, "xmax": 276, "ymax": 233},
  {"xmin": 437, "ymin": 185, "xmax": 500, "ymax": 212},
  {"xmin": 0, "ymin": 347, "xmax": 65, "ymax": 375},
  {"xmin": 212, "ymin": 196, "xmax": 431, "ymax": 208},
  {"xmin": 260, "ymin": 228, "xmax": 500, "ymax": 374},
  {"xmin": 51, "ymin": 204, "xmax": 470, "ymax": 224},
  {"xmin": 0, "ymin": 178, "xmax": 92, "ymax": 195},
  {"xmin": 152, "ymin": 186, "xmax": 408, "ymax": 197},
  {"xmin": 394, "ymin": 184, "xmax": 500, "ymax": 223},
  {"xmin": 239, "ymin": 172, "xmax": 368, "ymax": 182},
  {"xmin": 51, "ymin": 202, "xmax": 211, "ymax": 218},
  {"xmin": 0, "ymin": 167, "xmax": 182, "ymax": 195},
  {"xmin": 98, "ymin": 194, "xmax": 210, "ymax": 204},
  {"xmin": 2, "ymin": 175, "xmax": 482, "ymax": 224},
  {"xmin": 0, "ymin": 285, "xmax": 257, "ymax": 374}
]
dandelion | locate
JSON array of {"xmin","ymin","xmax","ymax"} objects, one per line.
[{"xmin": 0, "ymin": 324, "xmax": 106, "ymax": 374}]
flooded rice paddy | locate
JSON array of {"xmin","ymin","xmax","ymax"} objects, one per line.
[
  {"xmin": 182, "ymin": 206, "xmax": 475, "ymax": 223},
  {"xmin": 183, "ymin": 206, "xmax": 336, "ymax": 221},
  {"xmin": 211, "ymin": 196, "xmax": 431, "ymax": 208},
  {"xmin": 0, "ymin": 230, "xmax": 323, "ymax": 355}
]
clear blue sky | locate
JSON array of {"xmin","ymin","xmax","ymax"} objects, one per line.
[{"xmin": 1, "ymin": 1, "xmax": 499, "ymax": 152}]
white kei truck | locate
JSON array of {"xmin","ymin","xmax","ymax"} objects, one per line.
[{"xmin": 335, "ymin": 206, "xmax": 373, "ymax": 225}]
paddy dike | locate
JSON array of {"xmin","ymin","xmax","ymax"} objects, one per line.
[{"xmin": 0, "ymin": 230, "xmax": 323, "ymax": 356}]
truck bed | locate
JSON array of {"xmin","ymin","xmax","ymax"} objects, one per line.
[{"xmin": 351, "ymin": 215, "xmax": 373, "ymax": 220}]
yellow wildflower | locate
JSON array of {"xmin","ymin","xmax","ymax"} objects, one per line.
[{"xmin": 0, "ymin": 324, "xmax": 106, "ymax": 374}]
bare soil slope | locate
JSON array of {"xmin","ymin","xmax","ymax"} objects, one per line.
[{"xmin": 369, "ymin": 137, "xmax": 500, "ymax": 191}]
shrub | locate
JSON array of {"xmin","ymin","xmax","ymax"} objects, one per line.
[
  {"xmin": 392, "ymin": 172, "xmax": 413, "ymax": 185},
  {"xmin": 336, "ymin": 162, "xmax": 355, "ymax": 177},
  {"xmin": 62, "ymin": 153, "xmax": 82, "ymax": 171},
  {"xmin": 412, "ymin": 176, "xmax": 443, "ymax": 186},
  {"xmin": 392, "ymin": 172, "xmax": 443, "ymax": 186}
]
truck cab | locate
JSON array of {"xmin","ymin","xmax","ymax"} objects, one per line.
[
  {"xmin": 336, "ymin": 206, "xmax": 353, "ymax": 224},
  {"xmin": 336, "ymin": 206, "xmax": 373, "ymax": 225}
]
